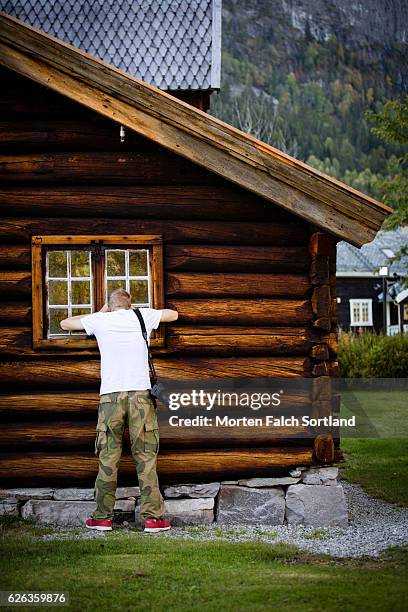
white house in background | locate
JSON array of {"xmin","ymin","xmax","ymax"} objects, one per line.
[{"xmin": 336, "ymin": 227, "xmax": 408, "ymax": 335}]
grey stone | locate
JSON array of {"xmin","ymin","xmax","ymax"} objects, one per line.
[
  {"xmin": 163, "ymin": 482, "xmax": 220, "ymax": 498},
  {"xmin": 216, "ymin": 485, "xmax": 285, "ymax": 526},
  {"xmin": 21, "ymin": 500, "xmax": 96, "ymax": 527},
  {"xmin": 238, "ymin": 477, "xmax": 300, "ymax": 487},
  {"xmin": 114, "ymin": 499, "xmax": 135, "ymax": 512},
  {"xmin": 220, "ymin": 480, "xmax": 238, "ymax": 485},
  {"xmin": 301, "ymin": 467, "xmax": 339, "ymax": 486},
  {"xmin": 289, "ymin": 469, "xmax": 303, "ymax": 478},
  {"xmin": 0, "ymin": 499, "xmax": 19, "ymax": 516},
  {"xmin": 285, "ymin": 484, "xmax": 348, "ymax": 527},
  {"xmin": 116, "ymin": 487, "xmax": 140, "ymax": 499},
  {"xmin": 0, "ymin": 488, "xmax": 54, "ymax": 500},
  {"xmin": 135, "ymin": 497, "xmax": 214, "ymax": 526},
  {"xmin": 53, "ymin": 488, "xmax": 94, "ymax": 501}
]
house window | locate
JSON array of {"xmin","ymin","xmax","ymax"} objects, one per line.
[
  {"xmin": 32, "ymin": 235, "xmax": 164, "ymax": 350},
  {"xmin": 349, "ymin": 299, "xmax": 373, "ymax": 326}
]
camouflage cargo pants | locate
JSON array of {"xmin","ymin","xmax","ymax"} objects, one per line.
[{"xmin": 91, "ymin": 389, "xmax": 165, "ymax": 521}]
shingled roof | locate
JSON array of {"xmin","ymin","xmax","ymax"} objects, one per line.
[
  {"xmin": 337, "ymin": 228, "xmax": 408, "ymax": 276},
  {"xmin": 0, "ymin": 12, "xmax": 392, "ymax": 245},
  {"xmin": 0, "ymin": 0, "xmax": 221, "ymax": 90}
]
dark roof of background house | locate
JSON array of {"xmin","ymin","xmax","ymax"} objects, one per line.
[
  {"xmin": 0, "ymin": 0, "xmax": 221, "ymax": 90},
  {"xmin": 337, "ymin": 227, "xmax": 408, "ymax": 275}
]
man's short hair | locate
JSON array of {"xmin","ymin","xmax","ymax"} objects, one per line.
[{"xmin": 108, "ymin": 288, "xmax": 131, "ymax": 310}]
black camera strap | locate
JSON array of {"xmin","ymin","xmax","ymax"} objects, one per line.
[{"xmin": 133, "ymin": 308, "xmax": 158, "ymax": 387}]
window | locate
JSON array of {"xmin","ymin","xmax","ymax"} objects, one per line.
[
  {"xmin": 31, "ymin": 235, "xmax": 164, "ymax": 349},
  {"xmin": 349, "ymin": 299, "xmax": 373, "ymax": 326}
]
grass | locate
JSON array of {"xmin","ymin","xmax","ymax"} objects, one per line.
[
  {"xmin": 340, "ymin": 439, "xmax": 408, "ymax": 506},
  {"xmin": 303, "ymin": 528, "xmax": 330, "ymax": 541},
  {"xmin": 1, "ymin": 517, "xmax": 408, "ymax": 612},
  {"xmin": 338, "ymin": 389, "xmax": 408, "ymax": 506}
]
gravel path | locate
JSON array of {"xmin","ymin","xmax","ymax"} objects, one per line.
[{"xmin": 37, "ymin": 481, "xmax": 408, "ymax": 558}]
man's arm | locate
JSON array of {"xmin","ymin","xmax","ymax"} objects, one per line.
[
  {"xmin": 160, "ymin": 309, "xmax": 178, "ymax": 323},
  {"xmin": 60, "ymin": 303, "xmax": 109, "ymax": 331}
]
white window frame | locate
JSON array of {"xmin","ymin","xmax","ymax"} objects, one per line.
[{"xmin": 349, "ymin": 299, "xmax": 373, "ymax": 326}]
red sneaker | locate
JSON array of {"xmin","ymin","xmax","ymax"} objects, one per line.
[
  {"xmin": 144, "ymin": 518, "xmax": 171, "ymax": 533},
  {"xmin": 85, "ymin": 517, "xmax": 112, "ymax": 531}
]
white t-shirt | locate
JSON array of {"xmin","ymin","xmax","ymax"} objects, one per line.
[{"xmin": 81, "ymin": 308, "xmax": 162, "ymax": 395}]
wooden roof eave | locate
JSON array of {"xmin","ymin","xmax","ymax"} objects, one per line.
[{"xmin": 0, "ymin": 12, "xmax": 392, "ymax": 246}]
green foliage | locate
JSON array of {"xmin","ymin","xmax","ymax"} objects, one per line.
[
  {"xmin": 210, "ymin": 13, "xmax": 406, "ymax": 203},
  {"xmin": 367, "ymin": 97, "xmax": 408, "ymax": 232},
  {"xmin": 338, "ymin": 332, "xmax": 408, "ymax": 378}
]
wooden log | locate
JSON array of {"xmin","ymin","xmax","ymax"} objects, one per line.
[
  {"xmin": 313, "ymin": 435, "xmax": 335, "ymax": 464},
  {"xmin": 311, "ymin": 377, "xmax": 332, "ymax": 401},
  {"xmin": 165, "ymin": 326, "xmax": 312, "ymax": 355},
  {"xmin": 0, "ymin": 69, "xmax": 98, "ymax": 119},
  {"xmin": 0, "ymin": 392, "xmax": 98, "ymax": 416},
  {"xmin": 0, "ymin": 120, "xmax": 158, "ymax": 151},
  {"xmin": 311, "ymin": 285, "xmax": 331, "ymax": 318},
  {"xmin": 310, "ymin": 255, "xmax": 330, "ymax": 285},
  {"xmin": 166, "ymin": 273, "xmax": 311, "ymax": 298},
  {"xmin": 0, "ymin": 186, "xmax": 294, "ymax": 222},
  {"xmin": 0, "ymin": 390, "xmax": 311, "ymax": 417},
  {"xmin": 0, "ymin": 327, "xmax": 99, "ymax": 357},
  {"xmin": 167, "ymin": 298, "xmax": 313, "ymax": 325},
  {"xmin": 0, "ymin": 325, "xmax": 313, "ymax": 357},
  {"xmin": 0, "ymin": 357, "xmax": 312, "ymax": 388},
  {"xmin": 0, "ymin": 301, "xmax": 31, "ymax": 324},
  {"xmin": 312, "ymin": 317, "xmax": 331, "ymax": 331},
  {"xmin": 0, "ymin": 245, "xmax": 30, "ymax": 268},
  {"xmin": 309, "ymin": 232, "xmax": 334, "ymax": 257},
  {"xmin": 312, "ymin": 361, "xmax": 338, "ymax": 377},
  {"xmin": 166, "ymin": 245, "xmax": 310, "ymax": 272},
  {"xmin": 0, "ymin": 152, "xmax": 222, "ymax": 185},
  {"xmin": 309, "ymin": 344, "xmax": 330, "ymax": 361},
  {"xmin": 0, "ymin": 448, "xmax": 332, "ymax": 485},
  {"xmin": 0, "ymin": 218, "xmax": 306, "ymax": 245},
  {"xmin": 0, "ymin": 421, "xmax": 315, "ymax": 450},
  {"xmin": 0, "ymin": 271, "xmax": 31, "ymax": 296},
  {"xmin": 310, "ymin": 400, "xmax": 333, "ymax": 420}
]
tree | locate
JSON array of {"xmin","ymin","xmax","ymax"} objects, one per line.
[{"xmin": 367, "ymin": 97, "xmax": 408, "ymax": 275}]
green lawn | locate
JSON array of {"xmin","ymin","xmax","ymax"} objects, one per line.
[
  {"xmin": 338, "ymin": 390, "xmax": 408, "ymax": 506},
  {"xmin": 0, "ymin": 518, "xmax": 407, "ymax": 612},
  {"xmin": 340, "ymin": 439, "xmax": 408, "ymax": 506}
]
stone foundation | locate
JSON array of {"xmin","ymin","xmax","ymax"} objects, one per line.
[{"xmin": 0, "ymin": 468, "xmax": 348, "ymax": 528}]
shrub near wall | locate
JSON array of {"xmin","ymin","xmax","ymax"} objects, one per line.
[{"xmin": 338, "ymin": 332, "xmax": 408, "ymax": 377}]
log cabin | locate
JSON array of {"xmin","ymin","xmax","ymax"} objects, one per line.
[{"xmin": 0, "ymin": 12, "xmax": 391, "ymax": 486}]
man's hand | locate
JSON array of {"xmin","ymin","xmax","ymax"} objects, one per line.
[{"xmin": 160, "ymin": 308, "xmax": 178, "ymax": 323}]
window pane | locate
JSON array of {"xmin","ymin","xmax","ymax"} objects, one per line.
[
  {"xmin": 48, "ymin": 251, "xmax": 67, "ymax": 277},
  {"xmin": 71, "ymin": 307, "xmax": 91, "ymax": 334},
  {"xmin": 72, "ymin": 307, "xmax": 91, "ymax": 317},
  {"xmin": 107, "ymin": 279, "xmax": 126, "ymax": 296},
  {"xmin": 129, "ymin": 250, "xmax": 148, "ymax": 276},
  {"xmin": 106, "ymin": 250, "xmax": 125, "ymax": 276},
  {"xmin": 71, "ymin": 251, "xmax": 90, "ymax": 277},
  {"xmin": 49, "ymin": 308, "xmax": 68, "ymax": 335},
  {"xmin": 48, "ymin": 280, "xmax": 68, "ymax": 305},
  {"xmin": 130, "ymin": 280, "xmax": 148, "ymax": 304},
  {"xmin": 71, "ymin": 280, "xmax": 91, "ymax": 305}
]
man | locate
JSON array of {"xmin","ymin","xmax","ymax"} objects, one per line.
[{"xmin": 60, "ymin": 288, "xmax": 178, "ymax": 533}]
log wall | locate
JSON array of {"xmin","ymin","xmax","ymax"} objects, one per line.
[{"xmin": 0, "ymin": 68, "xmax": 340, "ymax": 485}]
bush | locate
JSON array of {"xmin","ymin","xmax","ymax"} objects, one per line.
[{"xmin": 338, "ymin": 332, "xmax": 408, "ymax": 377}]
